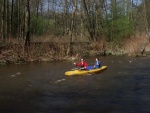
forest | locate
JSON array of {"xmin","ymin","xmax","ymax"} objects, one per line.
[{"xmin": 0, "ymin": 0, "xmax": 150, "ymax": 64}]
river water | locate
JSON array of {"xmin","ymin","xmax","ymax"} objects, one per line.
[{"xmin": 0, "ymin": 56, "xmax": 150, "ymax": 113}]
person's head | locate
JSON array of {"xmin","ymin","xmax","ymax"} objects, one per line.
[
  {"xmin": 81, "ymin": 58, "xmax": 84, "ymax": 62},
  {"xmin": 96, "ymin": 58, "xmax": 99, "ymax": 61}
]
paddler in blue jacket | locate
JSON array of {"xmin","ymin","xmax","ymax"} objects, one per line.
[
  {"xmin": 93, "ymin": 58, "xmax": 101, "ymax": 68},
  {"xmin": 86, "ymin": 58, "xmax": 101, "ymax": 70}
]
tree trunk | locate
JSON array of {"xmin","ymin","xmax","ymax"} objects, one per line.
[
  {"xmin": 17, "ymin": 0, "xmax": 21, "ymax": 41},
  {"xmin": 70, "ymin": 0, "xmax": 77, "ymax": 43},
  {"xmin": 6, "ymin": 0, "xmax": 10, "ymax": 41},
  {"xmin": 143, "ymin": 0, "xmax": 149, "ymax": 42},
  {"xmin": 34, "ymin": 0, "xmax": 39, "ymax": 34},
  {"xmin": 25, "ymin": 0, "xmax": 30, "ymax": 47},
  {"xmin": 2, "ymin": 0, "xmax": 8, "ymax": 42},
  {"xmin": 82, "ymin": 0, "xmax": 95, "ymax": 41},
  {"xmin": 10, "ymin": 0, "xmax": 14, "ymax": 39},
  {"xmin": 69, "ymin": 0, "xmax": 77, "ymax": 56},
  {"xmin": 1, "ymin": 0, "xmax": 4, "ymax": 41}
]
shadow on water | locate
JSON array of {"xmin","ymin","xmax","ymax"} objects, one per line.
[{"xmin": 0, "ymin": 56, "xmax": 150, "ymax": 113}]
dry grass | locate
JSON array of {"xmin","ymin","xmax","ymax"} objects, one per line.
[
  {"xmin": 31, "ymin": 34, "xmax": 90, "ymax": 42},
  {"xmin": 123, "ymin": 35, "xmax": 149, "ymax": 56}
]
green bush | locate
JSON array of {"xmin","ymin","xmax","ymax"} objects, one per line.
[
  {"xmin": 106, "ymin": 16, "xmax": 134, "ymax": 41},
  {"xmin": 30, "ymin": 16, "xmax": 49, "ymax": 35}
]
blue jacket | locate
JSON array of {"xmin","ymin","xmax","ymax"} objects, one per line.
[
  {"xmin": 94, "ymin": 61, "xmax": 101, "ymax": 68},
  {"xmin": 87, "ymin": 61, "xmax": 101, "ymax": 70}
]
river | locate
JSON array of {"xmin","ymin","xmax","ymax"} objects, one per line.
[{"xmin": 0, "ymin": 56, "xmax": 150, "ymax": 113}]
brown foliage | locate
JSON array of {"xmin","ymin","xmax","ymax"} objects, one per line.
[{"xmin": 123, "ymin": 35, "xmax": 148, "ymax": 56}]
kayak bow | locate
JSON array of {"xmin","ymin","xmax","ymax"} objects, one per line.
[{"xmin": 65, "ymin": 66, "xmax": 107, "ymax": 76}]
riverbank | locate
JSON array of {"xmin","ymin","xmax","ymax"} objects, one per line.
[{"xmin": 0, "ymin": 36, "xmax": 150, "ymax": 65}]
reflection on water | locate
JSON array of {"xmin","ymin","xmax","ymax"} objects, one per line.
[{"xmin": 0, "ymin": 56, "xmax": 150, "ymax": 113}]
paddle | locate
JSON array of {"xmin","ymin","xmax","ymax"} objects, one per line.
[
  {"xmin": 71, "ymin": 67, "xmax": 87, "ymax": 70},
  {"xmin": 71, "ymin": 68, "xmax": 79, "ymax": 70}
]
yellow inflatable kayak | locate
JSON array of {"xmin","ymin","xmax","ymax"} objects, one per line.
[{"xmin": 65, "ymin": 66, "xmax": 107, "ymax": 76}]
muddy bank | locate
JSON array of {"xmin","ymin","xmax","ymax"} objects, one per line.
[{"xmin": 0, "ymin": 42, "xmax": 104, "ymax": 64}]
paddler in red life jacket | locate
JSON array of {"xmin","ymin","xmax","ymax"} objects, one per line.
[{"xmin": 74, "ymin": 58, "xmax": 88, "ymax": 69}]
